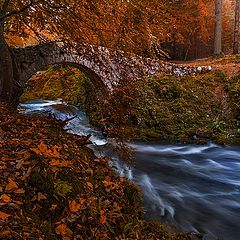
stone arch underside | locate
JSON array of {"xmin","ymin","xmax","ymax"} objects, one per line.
[{"xmin": 12, "ymin": 43, "xmax": 112, "ymax": 93}]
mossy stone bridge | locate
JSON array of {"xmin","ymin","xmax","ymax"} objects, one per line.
[{"xmin": 13, "ymin": 42, "xmax": 211, "ymax": 93}]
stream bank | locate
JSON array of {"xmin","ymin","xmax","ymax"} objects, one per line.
[
  {"xmin": 18, "ymin": 100, "xmax": 240, "ymax": 240},
  {"xmin": 21, "ymin": 66, "xmax": 240, "ymax": 145},
  {"xmin": 0, "ymin": 102, "xmax": 191, "ymax": 239}
]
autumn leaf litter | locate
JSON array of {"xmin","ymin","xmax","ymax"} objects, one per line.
[{"xmin": 0, "ymin": 103, "xmax": 191, "ymax": 240}]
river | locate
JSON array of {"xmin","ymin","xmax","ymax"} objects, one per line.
[{"xmin": 19, "ymin": 100, "xmax": 240, "ymax": 240}]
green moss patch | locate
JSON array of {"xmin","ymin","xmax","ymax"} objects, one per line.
[{"xmin": 90, "ymin": 71, "xmax": 240, "ymax": 144}]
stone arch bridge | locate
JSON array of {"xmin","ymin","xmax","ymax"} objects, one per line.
[{"xmin": 13, "ymin": 42, "xmax": 211, "ymax": 92}]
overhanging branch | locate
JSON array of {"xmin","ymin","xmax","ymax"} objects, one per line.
[{"xmin": 0, "ymin": 0, "xmax": 39, "ymax": 22}]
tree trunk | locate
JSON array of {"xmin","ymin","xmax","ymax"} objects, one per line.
[
  {"xmin": 0, "ymin": 18, "xmax": 22, "ymax": 107},
  {"xmin": 214, "ymin": 0, "xmax": 223, "ymax": 55},
  {"xmin": 233, "ymin": 0, "xmax": 240, "ymax": 54},
  {"xmin": 0, "ymin": 21, "xmax": 14, "ymax": 101}
]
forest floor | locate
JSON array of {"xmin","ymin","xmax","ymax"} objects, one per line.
[{"xmin": 0, "ymin": 103, "xmax": 192, "ymax": 240}]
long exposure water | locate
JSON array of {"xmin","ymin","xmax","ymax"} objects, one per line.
[{"xmin": 19, "ymin": 100, "xmax": 240, "ymax": 240}]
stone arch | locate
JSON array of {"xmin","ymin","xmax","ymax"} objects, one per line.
[
  {"xmin": 12, "ymin": 43, "xmax": 112, "ymax": 105},
  {"xmin": 11, "ymin": 42, "xmax": 212, "ymax": 105},
  {"xmin": 24, "ymin": 62, "xmax": 109, "ymax": 96},
  {"xmin": 12, "ymin": 43, "xmax": 112, "ymax": 92}
]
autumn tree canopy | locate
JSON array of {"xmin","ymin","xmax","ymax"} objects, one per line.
[
  {"xmin": 0, "ymin": 0, "xmax": 238, "ymax": 105},
  {"xmin": 1, "ymin": 0, "xmax": 237, "ymax": 58}
]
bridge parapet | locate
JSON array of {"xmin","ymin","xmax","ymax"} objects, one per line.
[{"xmin": 12, "ymin": 42, "xmax": 212, "ymax": 91}]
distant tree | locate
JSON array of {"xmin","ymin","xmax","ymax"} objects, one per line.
[
  {"xmin": 214, "ymin": 0, "xmax": 223, "ymax": 55},
  {"xmin": 233, "ymin": 0, "xmax": 240, "ymax": 54}
]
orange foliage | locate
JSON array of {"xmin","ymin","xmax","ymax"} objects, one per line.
[{"xmin": 2, "ymin": 0, "xmax": 236, "ymax": 58}]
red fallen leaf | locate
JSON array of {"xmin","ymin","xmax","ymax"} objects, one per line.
[
  {"xmin": 5, "ymin": 178, "xmax": 18, "ymax": 192},
  {"xmin": 38, "ymin": 142, "xmax": 48, "ymax": 152},
  {"xmin": 86, "ymin": 182, "xmax": 94, "ymax": 189},
  {"xmin": 103, "ymin": 179, "xmax": 114, "ymax": 187},
  {"xmin": 30, "ymin": 147, "xmax": 41, "ymax": 155},
  {"xmin": 99, "ymin": 210, "xmax": 107, "ymax": 225},
  {"xmin": 0, "ymin": 194, "xmax": 11, "ymax": 203},
  {"xmin": 55, "ymin": 223, "xmax": 73, "ymax": 237},
  {"xmin": 14, "ymin": 188, "xmax": 25, "ymax": 194},
  {"xmin": 49, "ymin": 160, "xmax": 72, "ymax": 167},
  {"xmin": 31, "ymin": 142, "xmax": 47, "ymax": 155},
  {"xmin": 0, "ymin": 211, "xmax": 11, "ymax": 220},
  {"xmin": 52, "ymin": 146, "xmax": 61, "ymax": 158},
  {"xmin": 69, "ymin": 200, "xmax": 81, "ymax": 213}
]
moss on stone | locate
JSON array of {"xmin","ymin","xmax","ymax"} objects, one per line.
[{"xmin": 89, "ymin": 70, "xmax": 240, "ymax": 144}]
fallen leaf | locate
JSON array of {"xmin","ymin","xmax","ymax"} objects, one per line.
[
  {"xmin": 52, "ymin": 147, "xmax": 61, "ymax": 158},
  {"xmin": 55, "ymin": 223, "xmax": 73, "ymax": 237},
  {"xmin": 0, "ymin": 194, "xmax": 11, "ymax": 203},
  {"xmin": 49, "ymin": 160, "xmax": 72, "ymax": 167},
  {"xmin": 5, "ymin": 178, "xmax": 18, "ymax": 192},
  {"xmin": 99, "ymin": 210, "xmax": 107, "ymax": 225},
  {"xmin": 103, "ymin": 177, "xmax": 114, "ymax": 187},
  {"xmin": 23, "ymin": 232, "xmax": 31, "ymax": 238},
  {"xmin": 1, "ymin": 157, "xmax": 13, "ymax": 161},
  {"xmin": 14, "ymin": 188, "xmax": 25, "ymax": 194},
  {"xmin": 0, "ymin": 211, "xmax": 11, "ymax": 220},
  {"xmin": 16, "ymin": 160, "xmax": 25, "ymax": 169},
  {"xmin": 38, "ymin": 142, "xmax": 47, "ymax": 152},
  {"xmin": 13, "ymin": 200, "xmax": 23, "ymax": 205},
  {"xmin": 8, "ymin": 203, "xmax": 21, "ymax": 209},
  {"xmin": 37, "ymin": 192, "xmax": 47, "ymax": 201},
  {"xmin": 30, "ymin": 147, "xmax": 41, "ymax": 155},
  {"xmin": 69, "ymin": 200, "xmax": 81, "ymax": 213},
  {"xmin": 86, "ymin": 182, "xmax": 93, "ymax": 189},
  {"xmin": 31, "ymin": 195, "xmax": 37, "ymax": 201},
  {"xmin": 55, "ymin": 223, "xmax": 67, "ymax": 236}
]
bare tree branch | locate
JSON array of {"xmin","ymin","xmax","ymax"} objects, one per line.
[{"xmin": 0, "ymin": 0, "xmax": 40, "ymax": 21}]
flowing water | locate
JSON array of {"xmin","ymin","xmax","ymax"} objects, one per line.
[{"xmin": 19, "ymin": 100, "xmax": 240, "ymax": 240}]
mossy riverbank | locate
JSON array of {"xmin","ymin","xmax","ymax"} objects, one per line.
[
  {"xmin": 21, "ymin": 64, "xmax": 240, "ymax": 145},
  {"xmin": 102, "ymin": 71, "xmax": 240, "ymax": 144}
]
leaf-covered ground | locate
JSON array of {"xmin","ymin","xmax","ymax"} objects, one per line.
[{"xmin": 0, "ymin": 103, "xmax": 191, "ymax": 239}]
